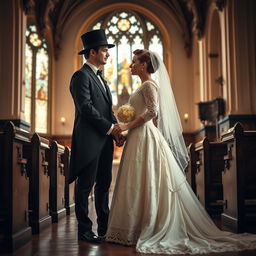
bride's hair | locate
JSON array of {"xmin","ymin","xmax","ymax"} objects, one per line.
[{"xmin": 133, "ymin": 49, "xmax": 159, "ymax": 73}]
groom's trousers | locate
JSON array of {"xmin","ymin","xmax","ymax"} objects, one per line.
[{"xmin": 75, "ymin": 136, "xmax": 113, "ymax": 236}]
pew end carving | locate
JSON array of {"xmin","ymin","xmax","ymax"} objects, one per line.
[
  {"xmin": 194, "ymin": 137, "xmax": 227, "ymax": 217},
  {"xmin": 221, "ymin": 122, "xmax": 256, "ymax": 233},
  {"xmin": 49, "ymin": 141, "xmax": 66, "ymax": 222},
  {"xmin": 0, "ymin": 122, "xmax": 32, "ymax": 253},
  {"xmin": 62, "ymin": 146, "xmax": 75, "ymax": 215},
  {"xmin": 23, "ymin": 133, "xmax": 52, "ymax": 234}
]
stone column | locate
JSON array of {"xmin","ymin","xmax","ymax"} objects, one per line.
[
  {"xmin": 224, "ymin": 0, "xmax": 256, "ymax": 115},
  {"xmin": 0, "ymin": 0, "xmax": 29, "ymax": 130},
  {"xmin": 217, "ymin": 0, "xmax": 256, "ymax": 135}
]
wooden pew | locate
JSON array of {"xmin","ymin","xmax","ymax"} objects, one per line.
[
  {"xmin": 48, "ymin": 141, "xmax": 66, "ymax": 222},
  {"xmin": 185, "ymin": 143, "xmax": 197, "ymax": 193},
  {"xmin": 0, "ymin": 122, "xmax": 32, "ymax": 253},
  {"xmin": 62, "ymin": 146, "xmax": 75, "ymax": 215},
  {"xmin": 195, "ymin": 137, "xmax": 227, "ymax": 217},
  {"xmin": 23, "ymin": 133, "xmax": 51, "ymax": 234},
  {"xmin": 221, "ymin": 123, "xmax": 256, "ymax": 233}
]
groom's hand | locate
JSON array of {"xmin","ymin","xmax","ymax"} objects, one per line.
[{"xmin": 111, "ymin": 123, "xmax": 122, "ymax": 136}]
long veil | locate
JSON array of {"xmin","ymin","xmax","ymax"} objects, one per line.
[{"xmin": 150, "ymin": 51, "xmax": 189, "ymax": 172}]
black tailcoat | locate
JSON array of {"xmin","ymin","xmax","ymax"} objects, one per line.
[{"xmin": 69, "ymin": 64, "xmax": 116, "ymax": 183}]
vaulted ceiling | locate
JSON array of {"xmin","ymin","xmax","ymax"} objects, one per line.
[{"xmin": 21, "ymin": 0, "xmax": 226, "ymax": 58}]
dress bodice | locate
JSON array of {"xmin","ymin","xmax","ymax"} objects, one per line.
[{"xmin": 129, "ymin": 81, "xmax": 159, "ymax": 122}]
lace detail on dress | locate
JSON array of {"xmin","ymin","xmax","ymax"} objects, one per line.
[
  {"xmin": 140, "ymin": 81, "xmax": 158, "ymax": 122},
  {"xmin": 106, "ymin": 227, "xmax": 140, "ymax": 246}
]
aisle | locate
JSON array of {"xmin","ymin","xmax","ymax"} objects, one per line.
[{"xmin": 2, "ymin": 194, "xmax": 256, "ymax": 256}]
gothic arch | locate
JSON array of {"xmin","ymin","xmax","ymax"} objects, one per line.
[
  {"xmin": 73, "ymin": 3, "xmax": 172, "ymax": 74},
  {"xmin": 52, "ymin": 1, "xmax": 195, "ymax": 134}
]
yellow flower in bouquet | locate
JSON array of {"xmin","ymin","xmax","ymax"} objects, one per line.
[{"xmin": 117, "ymin": 104, "xmax": 136, "ymax": 123}]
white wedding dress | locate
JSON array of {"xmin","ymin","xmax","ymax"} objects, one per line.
[{"xmin": 106, "ymin": 81, "xmax": 256, "ymax": 254}]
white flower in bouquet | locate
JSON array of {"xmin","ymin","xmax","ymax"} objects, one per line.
[{"xmin": 117, "ymin": 104, "xmax": 136, "ymax": 123}]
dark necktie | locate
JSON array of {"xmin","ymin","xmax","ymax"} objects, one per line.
[{"xmin": 96, "ymin": 69, "xmax": 103, "ymax": 76}]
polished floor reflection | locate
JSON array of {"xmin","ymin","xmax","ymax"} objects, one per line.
[{"xmin": 2, "ymin": 197, "xmax": 256, "ymax": 256}]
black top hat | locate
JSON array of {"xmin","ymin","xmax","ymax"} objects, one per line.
[{"xmin": 78, "ymin": 29, "xmax": 115, "ymax": 55}]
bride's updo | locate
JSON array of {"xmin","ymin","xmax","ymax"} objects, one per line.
[{"xmin": 133, "ymin": 49, "xmax": 159, "ymax": 73}]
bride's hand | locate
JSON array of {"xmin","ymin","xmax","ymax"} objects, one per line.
[{"xmin": 120, "ymin": 123, "xmax": 129, "ymax": 131}]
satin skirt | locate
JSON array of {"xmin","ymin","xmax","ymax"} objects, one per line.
[{"xmin": 106, "ymin": 121, "xmax": 256, "ymax": 254}]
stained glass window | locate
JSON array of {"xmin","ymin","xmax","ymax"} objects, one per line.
[
  {"xmin": 25, "ymin": 25, "xmax": 49, "ymax": 133},
  {"xmin": 88, "ymin": 11, "xmax": 163, "ymax": 106}
]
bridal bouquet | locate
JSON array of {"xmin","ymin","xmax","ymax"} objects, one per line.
[{"xmin": 117, "ymin": 104, "xmax": 135, "ymax": 123}]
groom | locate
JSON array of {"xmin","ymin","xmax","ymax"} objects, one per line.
[{"xmin": 69, "ymin": 29, "xmax": 123, "ymax": 243}]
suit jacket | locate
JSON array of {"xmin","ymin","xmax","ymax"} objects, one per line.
[{"xmin": 69, "ymin": 63, "xmax": 117, "ymax": 183}]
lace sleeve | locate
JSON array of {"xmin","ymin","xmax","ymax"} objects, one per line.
[{"xmin": 140, "ymin": 82, "xmax": 158, "ymax": 122}]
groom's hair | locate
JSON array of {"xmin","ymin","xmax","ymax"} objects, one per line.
[
  {"xmin": 84, "ymin": 47, "xmax": 100, "ymax": 59},
  {"xmin": 133, "ymin": 49, "xmax": 155, "ymax": 73}
]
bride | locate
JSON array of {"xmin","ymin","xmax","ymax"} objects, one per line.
[{"xmin": 105, "ymin": 49, "xmax": 256, "ymax": 254}]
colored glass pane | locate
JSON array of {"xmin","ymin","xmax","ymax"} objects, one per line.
[
  {"xmin": 117, "ymin": 19, "xmax": 131, "ymax": 31},
  {"xmin": 35, "ymin": 48, "xmax": 48, "ymax": 133},
  {"xmin": 149, "ymin": 35, "xmax": 163, "ymax": 59},
  {"xmin": 89, "ymin": 11, "xmax": 163, "ymax": 107},
  {"xmin": 25, "ymin": 24, "xmax": 49, "ymax": 133},
  {"xmin": 24, "ymin": 42, "xmax": 32, "ymax": 124}
]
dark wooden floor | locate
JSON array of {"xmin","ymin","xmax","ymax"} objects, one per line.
[{"xmin": 2, "ymin": 197, "xmax": 256, "ymax": 256}]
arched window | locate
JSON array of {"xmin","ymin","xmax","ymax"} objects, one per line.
[
  {"xmin": 25, "ymin": 25, "xmax": 49, "ymax": 133},
  {"xmin": 88, "ymin": 11, "xmax": 163, "ymax": 106}
]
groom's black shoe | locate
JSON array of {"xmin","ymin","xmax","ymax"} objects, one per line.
[
  {"xmin": 78, "ymin": 231, "xmax": 101, "ymax": 243},
  {"xmin": 97, "ymin": 229, "xmax": 106, "ymax": 237}
]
